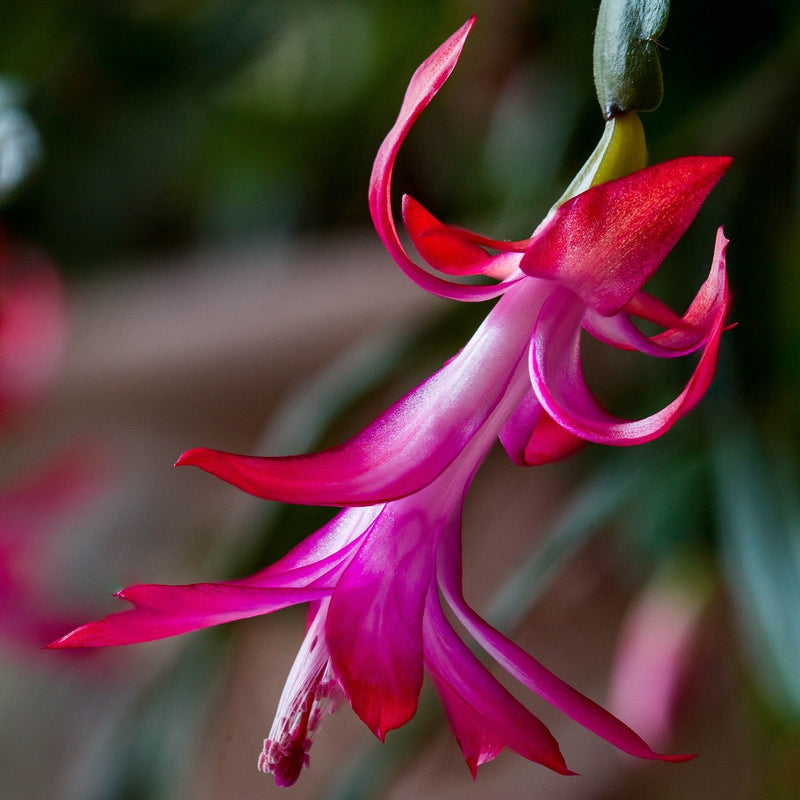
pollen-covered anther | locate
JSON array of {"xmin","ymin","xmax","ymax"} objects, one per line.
[{"xmin": 259, "ymin": 730, "xmax": 311, "ymax": 788}]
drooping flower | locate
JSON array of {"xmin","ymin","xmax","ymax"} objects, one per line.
[{"xmin": 50, "ymin": 18, "xmax": 731, "ymax": 785}]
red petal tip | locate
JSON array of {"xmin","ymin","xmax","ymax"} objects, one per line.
[
  {"xmin": 174, "ymin": 447, "xmax": 210, "ymax": 468},
  {"xmin": 658, "ymin": 752, "xmax": 698, "ymax": 763}
]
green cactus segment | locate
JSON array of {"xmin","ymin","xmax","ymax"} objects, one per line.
[{"xmin": 593, "ymin": 0, "xmax": 669, "ymax": 119}]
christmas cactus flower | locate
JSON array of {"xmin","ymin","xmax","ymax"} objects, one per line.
[{"xmin": 50, "ymin": 18, "xmax": 731, "ymax": 786}]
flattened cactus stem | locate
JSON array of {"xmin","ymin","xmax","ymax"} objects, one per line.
[
  {"xmin": 554, "ymin": 112, "xmax": 647, "ymax": 209},
  {"xmin": 593, "ymin": 0, "xmax": 670, "ymax": 119}
]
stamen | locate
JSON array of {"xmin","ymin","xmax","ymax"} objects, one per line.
[{"xmin": 259, "ymin": 604, "xmax": 342, "ymax": 786}]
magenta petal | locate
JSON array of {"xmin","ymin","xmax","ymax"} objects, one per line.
[
  {"xmin": 436, "ymin": 528, "xmax": 693, "ymax": 762},
  {"xmin": 520, "ymin": 157, "xmax": 732, "ymax": 315},
  {"xmin": 583, "ymin": 306, "xmax": 703, "ymax": 357},
  {"xmin": 47, "ymin": 582, "xmax": 330, "ymax": 648},
  {"xmin": 522, "ymin": 410, "xmax": 587, "ymax": 465},
  {"xmin": 402, "ymin": 194, "xmax": 493, "ymax": 275},
  {"xmin": 176, "ymin": 364, "xmax": 480, "ymax": 506},
  {"xmin": 530, "ymin": 245, "xmax": 729, "ymax": 446},
  {"xmin": 623, "ymin": 291, "xmax": 689, "ymax": 331},
  {"xmin": 56, "ymin": 509, "xmax": 373, "ymax": 650},
  {"xmin": 368, "ymin": 18, "xmax": 521, "ymax": 302},
  {"xmin": 500, "ymin": 388, "xmax": 586, "ymax": 465},
  {"xmin": 177, "ymin": 282, "xmax": 537, "ymax": 506},
  {"xmin": 244, "ymin": 506, "xmax": 378, "ymax": 584},
  {"xmin": 585, "ymin": 235, "xmax": 729, "ymax": 357},
  {"xmin": 499, "ymin": 387, "xmax": 542, "ymax": 465},
  {"xmin": 424, "ymin": 587, "xmax": 572, "ymax": 777},
  {"xmin": 401, "ymin": 195, "xmax": 525, "ymax": 280},
  {"xmin": 325, "ymin": 503, "xmax": 432, "ymax": 739}
]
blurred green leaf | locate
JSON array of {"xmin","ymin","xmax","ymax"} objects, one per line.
[
  {"xmin": 488, "ymin": 448, "xmax": 670, "ymax": 631},
  {"xmin": 712, "ymin": 412, "xmax": 800, "ymax": 718}
]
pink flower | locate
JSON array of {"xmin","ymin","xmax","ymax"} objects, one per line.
[
  {"xmin": 50, "ymin": 18, "xmax": 731, "ymax": 785},
  {"xmin": 0, "ymin": 232, "xmax": 65, "ymax": 427},
  {"xmin": 0, "ymin": 235, "xmax": 101, "ymax": 651},
  {"xmin": 607, "ymin": 570, "xmax": 712, "ymax": 751},
  {"xmin": 1, "ymin": 450, "xmax": 101, "ymax": 648}
]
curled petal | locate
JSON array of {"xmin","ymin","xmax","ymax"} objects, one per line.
[
  {"xmin": 530, "ymin": 238, "xmax": 729, "ymax": 446},
  {"xmin": 522, "ymin": 410, "xmax": 587, "ymax": 465},
  {"xmin": 500, "ymin": 388, "xmax": 586, "ymax": 465},
  {"xmin": 402, "ymin": 195, "xmax": 524, "ymax": 279},
  {"xmin": 584, "ymin": 303, "xmax": 696, "ymax": 357},
  {"xmin": 47, "ymin": 582, "xmax": 330, "ymax": 648},
  {"xmin": 326, "ymin": 504, "xmax": 432, "ymax": 739},
  {"xmin": 401, "ymin": 194, "xmax": 492, "ymax": 274},
  {"xmin": 585, "ymin": 233, "xmax": 729, "ymax": 357},
  {"xmin": 436, "ymin": 527, "xmax": 693, "ymax": 762},
  {"xmin": 520, "ymin": 156, "xmax": 732, "ymax": 315},
  {"xmin": 623, "ymin": 292, "xmax": 692, "ymax": 333},
  {"xmin": 369, "ymin": 17, "xmax": 521, "ymax": 301},
  {"xmin": 648, "ymin": 230, "xmax": 730, "ymax": 349},
  {"xmin": 424, "ymin": 585, "xmax": 572, "ymax": 777}
]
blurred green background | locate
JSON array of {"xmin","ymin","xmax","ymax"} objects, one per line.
[{"xmin": 2, "ymin": 1, "xmax": 800, "ymax": 799}]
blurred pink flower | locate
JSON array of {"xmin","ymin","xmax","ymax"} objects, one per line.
[
  {"xmin": 50, "ymin": 18, "xmax": 731, "ymax": 785},
  {"xmin": 0, "ymin": 232, "xmax": 65, "ymax": 427},
  {"xmin": 0, "ymin": 233, "xmax": 102, "ymax": 651},
  {"xmin": 1, "ymin": 450, "xmax": 100, "ymax": 648},
  {"xmin": 608, "ymin": 572, "xmax": 711, "ymax": 751}
]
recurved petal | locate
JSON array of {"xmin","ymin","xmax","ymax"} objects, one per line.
[
  {"xmin": 47, "ymin": 581, "xmax": 330, "ymax": 648},
  {"xmin": 402, "ymin": 195, "xmax": 524, "ymax": 279},
  {"xmin": 436, "ymin": 527, "xmax": 694, "ymax": 762},
  {"xmin": 584, "ymin": 231, "xmax": 730, "ymax": 357},
  {"xmin": 520, "ymin": 156, "xmax": 732, "ymax": 315},
  {"xmin": 325, "ymin": 503, "xmax": 432, "ymax": 739},
  {"xmin": 424, "ymin": 587, "xmax": 572, "ymax": 777},
  {"xmin": 369, "ymin": 18, "xmax": 520, "ymax": 301},
  {"xmin": 529, "ymin": 260, "xmax": 729, "ymax": 446},
  {"xmin": 499, "ymin": 388, "xmax": 586, "ymax": 465}
]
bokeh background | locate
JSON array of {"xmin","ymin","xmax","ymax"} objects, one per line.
[{"xmin": 2, "ymin": 1, "xmax": 799, "ymax": 798}]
